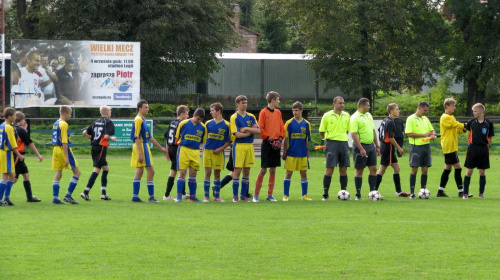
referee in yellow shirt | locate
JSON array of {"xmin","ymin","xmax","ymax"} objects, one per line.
[
  {"xmin": 318, "ymin": 96, "xmax": 350, "ymax": 201},
  {"xmin": 350, "ymin": 98, "xmax": 381, "ymax": 200},
  {"xmin": 405, "ymin": 101, "xmax": 436, "ymax": 199}
]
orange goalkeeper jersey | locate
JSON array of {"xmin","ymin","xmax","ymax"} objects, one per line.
[{"xmin": 259, "ymin": 107, "xmax": 284, "ymax": 140}]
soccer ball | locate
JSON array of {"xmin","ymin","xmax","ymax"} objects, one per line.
[
  {"xmin": 418, "ymin": 188, "xmax": 431, "ymax": 199},
  {"xmin": 337, "ymin": 190, "xmax": 350, "ymax": 201},
  {"xmin": 368, "ymin": 190, "xmax": 381, "ymax": 201}
]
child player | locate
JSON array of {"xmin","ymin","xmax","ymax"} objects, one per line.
[
  {"xmin": 163, "ymin": 105, "xmax": 189, "ymax": 201},
  {"xmin": 462, "ymin": 103, "xmax": 494, "ymax": 199},
  {"xmin": 254, "ymin": 91, "xmax": 284, "ymax": 202},
  {"xmin": 375, "ymin": 103, "xmax": 410, "ymax": 197},
  {"xmin": 51, "ymin": 105, "xmax": 80, "ymax": 204},
  {"xmin": 282, "ymin": 101, "xmax": 312, "ymax": 201},
  {"xmin": 13, "ymin": 111, "xmax": 43, "ymax": 202},
  {"xmin": 130, "ymin": 100, "xmax": 168, "ymax": 203},
  {"xmin": 230, "ymin": 95, "xmax": 260, "ymax": 202},
  {"xmin": 174, "ymin": 108, "xmax": 207, "ymax": 202},
  {"xmin": 0, "ymin": 108, "xmax": 25, "ymax": 206},
  {"xmin": 437, "ymin": 98, "xmax": 468, "ymax": 197},
  {"xmin": 203, "ymin": 103, "xmax": 231, "ymax": 202},
  {"xmin": 80, "ymin": 106, "xmax": 117, "ymax": 201}
]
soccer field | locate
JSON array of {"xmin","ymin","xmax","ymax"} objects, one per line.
[{"xmin": 2, "ymin": 155, "xmax": 500, "ymax": 279}]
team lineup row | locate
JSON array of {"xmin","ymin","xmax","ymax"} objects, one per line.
[{"xmin": 0, "ymin": 93, "xmax": 494, "ymax": 205}]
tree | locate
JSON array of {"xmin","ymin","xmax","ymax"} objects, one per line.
[
  {"xmin": 445, "ymin": 0, "xmax": 500, "ymax": 115},
  {"xmin": 12, "ymin": 0, "xmax": 238, "ymax": 89},
  {"xmin": 282, "ymin": 0, "xmax": 448, "ymax": 107}
]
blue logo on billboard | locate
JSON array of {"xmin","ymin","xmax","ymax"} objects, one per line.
[{"xmin": 114, "ymin": 93, "xmax": 132, "ymax": 100}]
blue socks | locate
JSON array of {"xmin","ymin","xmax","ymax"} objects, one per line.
[
  {"xmin": 177, "ymin": 177, "xmax": 186, "ymax": 200},
  {"xmin": 132, "ymin": 179, "xmax": 140, "ymax": 198},
  {"xmin": 188, "ymin": 177, "xmax": 197, "ymax": 197},
  {"xmin": 240, "ymin": 178, "xmax": 249, "ymax": 198},
  {"xmin": 301, "ymin": 180, "xmax": 308, "ymax": 196},
  {"xmin": 3, "ymin": 180, "xmax": 14, "ymax": 200},
  {"xmin": 204, "ymin": 180, "xmax": 210, "ymax": 198},
  {"xmin": 232, "ymin": 179, "xmax": 239, "ymax": 197},
  {"xmin": 147, "ymin": 181, "xmax": 154, "ymax": 198},
  {"xmin": 53, "ymin": 181, "xmax": 60, "ymax": 200},
  {"xmin": 66, "ymin": 176, "xmax": 79, "ymax": 197},
  {"xmin": 213, "ymin": 180, "xmax": 221, "ymax": 198},
  {"xmin": 284, "ymin": 178, "xmax": 291, "ymax": 196}
]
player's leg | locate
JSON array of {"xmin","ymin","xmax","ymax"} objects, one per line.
[
  {"xmin": 213, "ymin": 169, "xmax": 223, "ymax": 202},
  {"xmin": 438, "ymin": 163, "xmax": 452, "ymax": 197},
  {"xmin": 420, "ymin": 166, "xmax": 428, "ymax": 189},
  {"xmin": 366, "ymin": 144, "xmax": 378, "ymax": 193},
  {"xmin": 255, "ymin": 167, "xmax": 267, "ymax": 199},
  {"xmin": 376, "ymin": 165, "xmax": 388, "ymax": 191},
  {"xmin": 463, "ymin": 168, "xmax": 474, "ymax": 199},
  {"xmin": 266, "ymin": 167, "xmax": 277, "ymax": 201},
  {"xmin": 452, "ymin": 161, "xmax": 464, "ymax": 196},
  {"xmin": 409, "ymin": 167, "xmax": 419, "ymax": 198},
  {"xmin": 176, "ymin": 168, "xmax": 187, "ymax": 202},
  {"xmin": 2, "ymin": 172, "xmax": 16, "ymax": 205},
  {"xmin": 52, "ymin": 170, "xmax": 64, "ymax": 204},
  {"xmin": 240, "ymin": 167, "xmax": 251, "ymax": 202},
  {"xmin": 82, "ymin": 167, "xmax": 101, "ymax": 201},
  {"xmin": 478, "ymin": 169, "xmax": 486, "ymax": 198},
  {"xmin": 187, "ymin": 167, "xmax": 201, "ymax": 202},
  {"xmin": 164, "ymin": 169, "xmax": 177, "ymax": 200},
  {"xmin": 283, "ymin": 170, "xmax": 293, "ymax": 201},
  {"xmin": 300, "ymin": 170, "xmax": 311, "ymax": 200},
  {"xmin": 22, "ymin": 173, "xmax": 40, "ymax": 202},
  {"xmin": 145, "ymin": 165, "xmax": 158, "ymax": 202},
  {"xmin": 204, "ymin": 167, "xmax": 212, "ymax": 202},
  {"xmin": 63, "ymin": 166, "xmax": 81, "ymax": 204},
  {"xmin": 132, "ymin": 166, "xmax": 144, "ymax": 202},
  {"xmin": 256, "ymin": 140, "xmax": 271, "ymax": 199},
  {"xmin": 100, "ymin": 165, "xmax": 111, "ymax": 200},
  {"xmin": 232, "ymin": 168, "xmax": 242, "ymax": 202}
]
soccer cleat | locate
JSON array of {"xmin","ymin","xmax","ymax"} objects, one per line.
[
  {"xmin": 0, "ymin": 201, "xmax": 6, "ymax": 206},
  {"xmin": 282, "ymin": 195, "xmax": 289, "ymax": 202},
  {"xmin": 266, "ymin": 196, "xmax": 278, "ymax": 202},
  {"xmin": 131, "ymin": 198, "xmax": 144, "ymax": 203},
  {"xmin": 4, "ymin": 199, "xmax": 15, "ymax": 206},
  {"xmin": 252, "ymin": 196, "xmax": 259, "ymax": 203},
  {"xmin": 479, "ymin": 193, "xmax": 485, "ymax": 199},
  {"xmin": 182, "ymin": 194, "xmax": 190, "ymax": 200},
  {"xmin": 80, "ymin": 192, "xmax": 91, "ymax": 201},
  {"xmin": 174, "ymin": 198, "xmax": 181, "ymax": 203},
  {"xmin": 213, "ymin": 197, "xmax": 225, "ymax": 202},
  {"xmin": 188, "ymin": 197, "xmax": 202, "ymax": 202},
  {"xmin": 459, "ymin": 192, "xmax": 474, "ymax": 198},
  {"xmin": 246, "ymin": 192, "xmax": 253, "ymax": 199},
  {"xmin": 322, "ymin": 195, "xmax": 329, "ymax": 201},
  {"xmin": 409, "ymin": 194, "xmax": 416, "ymax": 199},
  {"xmin": 163, "ymin": 195, "xmax": 175, "ymax": 201},
  {"xmin": 463, "ymin": 194, "xmax": 469, "ymax": 199},
  {"xmin": 301, "ymin": 195, "xmax": 312, "ymax": 201},
  {"xmin": 52, "ymin": 199, "xmax": 65, "ymax": 204},
  {"xmin": 101, "ymin": 195, "xmax": 112, "ymax": 200},
  {"xmin": 63, "ymin": 196, "xmax": 79, "ymax": 204},
  {"xmin": 232, "ymin": 196, "xmax": 238, "ymax": 203},
  {"xmin": 355, "ymin": 195, "xmax": 361, "ymax": 201},
  {"xmin": 396, "ymin": 192, "xmax": 411, "ymax": 197},
  {"xmin": 26, "ymin": 196, "xmax": 41, "ymax": 202},
  {"xmin": 436, "ymin": 191, "xmax": 450, "ymax": 197},
  {"xmin": 240, "ymin": 196, "xmax": 249, "ymax": 202},
  {"xmin": 148, "ymin": 197, "xmax": 159, "ymax": 203},
  {"xmin": 202, "ymin": 197, "xmax": 210, "ymax": 203}
]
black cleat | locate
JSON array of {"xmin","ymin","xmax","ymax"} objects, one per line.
[
  {"xmin": 436, "ymin": 191, "xmax": 450, "ymax": 197},
  {"xmin": 459, "ymin": 192, "xmax": 474, "ymax": 198},
  {"xmin": 27, "ymin": 196, "xmax": 41, "ymax": 202},
  {"xmin": 4, "ymin": 199, "xmax": 15, "ymax": 206},
  {"xmin": 80, "ymin": 192, "xmax": 91, "ymax": 201},
  {"xmin": 63, "ymin": 196, "xmax": 79, "ymax": 204},
  {"xmin": 131, "ymin": 198, "xmax": 144, "ymax": 203},
  {"xmin": 53, "ymin": 199, "xmax": 65, "ymax": 204},
  {"xmin": 100, "ymin": 194, "xmax": 112, "ymax": 200},
  {"xmin": 245, "ymin": 192, "xmax": 253, "ymax": 199}
]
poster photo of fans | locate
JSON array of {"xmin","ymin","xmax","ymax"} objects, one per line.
[{"xmin": 10, "ymin": 40, "xmax": 141, "ymax": 108}]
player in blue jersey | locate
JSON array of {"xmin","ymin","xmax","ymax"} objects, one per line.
[
  {"xmin": 81, "ymin": 106, "xmax": 116, "ymax": 201},
  {"xmin": 163, "ymin": 105, "xmax": 189, "ymax": 201},
  {"xmin": 203, "ymin": 103, "xmax": 231, "ymax": 202},
  {"xmin": 282, "ymin": 102, "xmax": 312, "ymax": 201},
  {"xmin": 51, "ymin": 105, "xmax": 80, "ymax": 204},
  {"xmin": 175, "ymin": 108, "xmax": 207, "ymax": 202},
  {"xmin": 0, "ymin": 108, "xmax": 25, "ymax": 206},
  {"xmin": 130, "ymin": 100, "xmax": 168, "ymax": 203},
  {"xmin": 230, "ymin": 95, "xmax": 260, "ymax": 202}
]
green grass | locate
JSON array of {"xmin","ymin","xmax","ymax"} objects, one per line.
[{"xmin": 1, "ymin": 155, "xmax": 500, "ymax": 279}]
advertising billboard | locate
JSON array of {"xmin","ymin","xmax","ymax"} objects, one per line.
[{"xmin": 10, "ymin": 40, "xmax": 141, "ymax": 108}]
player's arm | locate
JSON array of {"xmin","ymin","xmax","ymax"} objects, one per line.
[
  {"xmin": 282, "ymin": 136, "xmax": 288, "ymax": 160},
  {"xmin": 104, "ymin": 134, "xmax": 117, "ymax": 141},
  {"xmin": 149, "ymin": 136, "xmax": 167, "ymax": 155},
  {"xmin": 351, "ymin": 132, "xmax": 365, "ymax": 154},
  {"xmin": 214, "ymin": 141, "xmax": 231, "ymax": 154},
  {"xmin": 28, "ymin": 143, "xmax": 43, "ymax": 162},
  {"xmin": 83, "ymin": 126, "xmax": 92, "ymax": 140},
  {"xmin": 104, "ymin": 122, "xmax": 117, "ymax": 141},
  {"xmin": 62, "ymin": 143, "xmax": 69, "ymax": 166},
  {"xmin": 135, "ymin": 138, "xmax": 143, "ymax": 163},
  {"xmin": 389, "ymin": 137, "xmax": 404, "ymax": 155},
  {"xmin": 373, "ymin": 129, "xmax": 381, "ymax": 156}
]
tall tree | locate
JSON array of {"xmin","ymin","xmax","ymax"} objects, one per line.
[
  {"xmin": 446, "ymin": 0, "xmax": 500, "ymax": 114},
  {"xmin": 13, "ymin": 0, "xmax": 238, "ymax": 89},
  {"xmin": 282, "ymin": 0, "xmax": 448, "ymax": 106}
]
